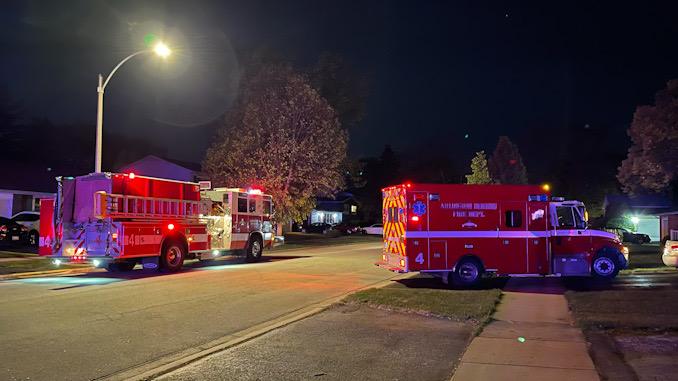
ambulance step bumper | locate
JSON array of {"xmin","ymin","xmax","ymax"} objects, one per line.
[{"xmin": 375, "ymin": 262, "xmax": 406, "ymax": 273}]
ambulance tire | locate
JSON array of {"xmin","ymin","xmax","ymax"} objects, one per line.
[
  {"xmin": 159, "ymin": 239, "xmax": 185, "ymax": 273},
  {"xmin": 245, "ymin": 236, "xmax": 263, "ymax": 263},
  {"xmin": 451, "ymin": 257, "xmax": 483, "ymax": 287},
  {"xmin": 591, "ymin": 252, "xmax": 620, "ymax": 280}
]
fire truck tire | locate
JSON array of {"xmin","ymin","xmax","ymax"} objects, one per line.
[
  {"xmin": 245, "ymin": 237, "xmax": 263, "ymax": 263},
  {"xmin": 451, "ymin": 257, "xmax": 483, "ymax": 287},
  {"xmin": 160, "ymin": 240, "xmax": 185, "ymax": 273},
  {"xmin": 591, "ymin": 252, "xmax": 620, "ymax": 279}
]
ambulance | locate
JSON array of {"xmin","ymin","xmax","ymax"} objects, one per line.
[{"xmin": 376, "ymin": 183, "xmax": 628, "ymax": 286}]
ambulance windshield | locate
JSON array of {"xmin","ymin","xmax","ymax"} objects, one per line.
[{"xmin": 556, "ymin": 206, "xmax": 587, "ymax": 229}]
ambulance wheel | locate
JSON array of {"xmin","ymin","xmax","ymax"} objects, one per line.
[
  {"xmin": 591, "ymin": 253, "xmax": 619, "ymax": 280},
  {"xmin": 245, "ymin": 237, "xmax": 263, "ymax": 263},
  {"xmin": 160, "ymin": 240, "xmax": 185, "ymax": 273},
  {"xmin": 451, "ymin": 257, "xmax": 483, "ymax": 287}
]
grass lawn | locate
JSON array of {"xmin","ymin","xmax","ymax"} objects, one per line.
[
  {"xmin": 344, "ymin": 285, "xmax": 502, "ymax": 324},
  {"xmin": 567, "ymin": 289, "xmax": 678, "ymax": 333},
  {"xmin": 0, "ymin": 258, "xmax": 84, "ymax": 275}
]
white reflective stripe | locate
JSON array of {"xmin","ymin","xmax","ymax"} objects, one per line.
[
  {"xmin": 232, "ymin": 233, "xmax": 249, "ymax": 242},
  {"xmin": 499, "ymin": 231, "xmax": 550, "ymax": 238},
  {"xmin": 191, "ymin": 234, "xmax": 208, "ymax": 243},
  {"xmin": 405, "ymin": 231, "xmax": 550, "ymax": 239},
  {"xmin": 591, "ymin": 230, "xmax": 617, "ymax": 240}
]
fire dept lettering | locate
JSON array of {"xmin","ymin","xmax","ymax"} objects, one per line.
[{"xmin": 442, "ymin": 202, "xmax": 496, "ymax": 218}]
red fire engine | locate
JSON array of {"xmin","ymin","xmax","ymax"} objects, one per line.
[
  {"xmin": 376, "ymin": 183, "xmax": 629, "ymax": 286},
  {"xmin": 39, "ymin": 172, "xmax": 283, "ymax": 272}
]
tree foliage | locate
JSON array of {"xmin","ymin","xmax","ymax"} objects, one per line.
[
  {"xmin": 488, "ymin": 136, "xmax": 528, "ymax": 185},
  {"xmin": 465, "ymin": 150, "xmax": 493, "ymax": 184},
  {"xmin": 203, "ymin": 62, "xmax": 348, "ymax": 222},
  {"xmin": 618, "ymin": 79, "xmax": 678, "ymax": 196}
]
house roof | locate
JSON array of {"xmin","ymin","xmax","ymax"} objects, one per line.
[
  {"xmin": 603, "ymin": 194, "xmax": 672, "ymax": 209},
  {"xmin": 655, "ymin": 208, "xmax": 678, "ymax": 216},
  {"xmin": 118, "ymin": 155, "xmax": 204, "ymax": 174},
  {"xmin": 316, "ymin": 192, "xmax": 356, "ymax": 203}
]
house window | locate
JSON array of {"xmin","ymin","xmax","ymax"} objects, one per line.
[
  {"xmin": 351, "ymin": 205, "xmax": 357, "ymax": 214},
  {"xmin": 505, "ymin": 211, "xmax": 522, "ymax": 228}
]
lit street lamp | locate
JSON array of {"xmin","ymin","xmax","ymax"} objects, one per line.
[{"xmin": 94, "ymin": 42, "xmax": 170, "ymax": 173}]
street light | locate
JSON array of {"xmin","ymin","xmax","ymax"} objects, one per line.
[{"xmin": 94, "ymin": 42, "xmax": 171, "ymax": 173}]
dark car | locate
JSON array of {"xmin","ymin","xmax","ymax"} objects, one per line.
[
  {"xmin": 616, "ymin": 227, "xmax": 651, "ymax": 244},
  {"xmin": 332, "ymin": 222, "xmax": 363, "ymax": 235},
  {"xmin": 0, "ymin": 217, "xmax": 28, "ymax": 244},
  {"xmin": 301, "ymin": 222, "xmax": 334, "ymax": 234}
]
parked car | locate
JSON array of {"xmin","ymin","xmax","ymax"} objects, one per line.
[
  {"xmin": 12, "ymin": 211, "xmax": 40, "ymax": 245},
  {"xmin": 614, "ymin": 227, "xmax": 651, "ymax": 244},
  {"xmin": 300, "ymin": 222, "xmax": 334, "ymax": 234},
  {"xmin": 363, "ymin": 223, "xmax": 383, "ymax": 235},
  {"xmin": 0, "ymin": 217, "xmax": 28, "ymax": 244},
  {"xmin": 332, "ymin": 222, "xmax": 364, "ymax": 235},
  {"xmin": 663, "ymin": 240, "xmax": 678, "ymax": 267}
]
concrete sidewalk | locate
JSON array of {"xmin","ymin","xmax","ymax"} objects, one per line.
[{"xmin": 452, "ymin": 277, "xmax": 599, "ymax": 380}]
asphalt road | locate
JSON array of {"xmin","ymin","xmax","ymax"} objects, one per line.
[{"xmin": 0, "ymin": 242, "xmax": 399, "ymax": 381}]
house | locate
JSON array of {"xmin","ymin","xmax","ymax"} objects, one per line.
[
  {"xmin": 656, "ymin": 209, "xmax": 678, "ymax": 241},
  {"xmin": 603, "ymin": 193, "xmax": 672, "ymax": 242},
  {"xmin": 308, "ymin": 192, "xmax": 359, "ymax": 225},
  {"xmin": 0, "ymin": 160, "xmax": 59, "ymax": 218},
  {"xmin": 117, "ymin": 155, "xmax": 209, "ymax": 183}
]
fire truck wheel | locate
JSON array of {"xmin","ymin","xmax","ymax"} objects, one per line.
[
  {"xmin": 105, "ymin": 263, "xmax": 121, "ymax": 273},
  {"xmin": 592, "ymin": 253, "xmax": 619, "ymax": 279},
  {"xmin": 160, "ymin": 240, "xmax": 185, "ymax": 273},
  {"xmin": 451, "ymin": 257, "xmax": 483, "ymax": 287},
  {"xmin": 245, "ymin": 237, "xmax": 263, "ymax": 263}
]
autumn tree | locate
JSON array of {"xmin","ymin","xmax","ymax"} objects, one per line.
[
  {"xmin": 488, "ymin": 136, "xmax": 528, "ymax": 185},
  {"xmin": 618, "ymin": 79, "xmax": 678, "ymax": 196},
  {"xmin": 465, "ymin": 151, "xmax": 493, "ymax": 184},
  {"xmin": 203, "ymin": 63, "xmax": 348, "ymax": 223}
]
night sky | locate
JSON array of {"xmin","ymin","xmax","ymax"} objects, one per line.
[{"xmin": 2, "ymin": 1, "xmax": 678, "ymax": 170}]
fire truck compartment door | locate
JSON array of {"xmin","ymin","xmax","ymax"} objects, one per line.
[
  {"xmin": 499, "ymin": 201, "xmax": 528, "ymax": 274},
  {"xmin": 527, "ymin": 202, "xmax": 549, "ymax": 274}
]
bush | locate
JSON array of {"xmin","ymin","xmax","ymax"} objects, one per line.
[{"xmin": 606, "ymin": 216, "xmax": 636, "ymax": 231}]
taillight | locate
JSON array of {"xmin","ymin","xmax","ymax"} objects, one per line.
[
  {"xmin": 0, "ymin": 225, "xmax": 7, "ymax": 232},
  {"xmin": 21, "ymin": 227, "xmax": 28, "ymax": 232},
  {"xmin": 672, "ymin": 245, "xmax": 678, "ymax": 250},
  {"xmin": 400, "ymin": 259, "xmax": 406, "ymax": 267}
]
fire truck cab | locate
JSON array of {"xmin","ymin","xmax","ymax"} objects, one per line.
[
  {"xmin": 376, "ymin": 183, "xmax": 629, "ymax": 287},
  {"xmin": 39, "ymin": 172, "xmax": 282, "ymax": 273}
]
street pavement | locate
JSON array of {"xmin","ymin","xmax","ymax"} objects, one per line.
[{"xmin": 1, "ymin": 241, "xmax": 402, "ymax": 381}]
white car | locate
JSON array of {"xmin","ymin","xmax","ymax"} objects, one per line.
[
  {"xmin": 12, "ymin": 211, "xmax": 40, "ymax": 246},
  {"xmin": 663, "ymin": 240, "xmax": 678, "ymax": 267},
  {"xmin": 364, "ymin": 223, "xmax": 383, "ymax": 235}
]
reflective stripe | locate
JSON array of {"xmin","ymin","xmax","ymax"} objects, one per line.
[
  {"xmin": 405, "ymin": 231, "xmax": 550, "ymax": 239},
  {"xmin": 191, "ymin": 234, "xmax": 208, "ymax": 243},
  {"xmin": 232, "ymin": 233, "xmax": 249, "ymax": 242}
]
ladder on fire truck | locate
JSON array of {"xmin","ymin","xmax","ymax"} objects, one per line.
[{"xmin": 93, "ymin": 191, "xmax": 208, "ymax": 220}]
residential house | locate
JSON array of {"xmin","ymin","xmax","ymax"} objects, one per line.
[
  {"xmin": 118, "ymin": 155, "xmax": 209, "ymax": 183},
  {"xmin": 603, "ymin": 193, "xmax": 672, "ymax": 242}
]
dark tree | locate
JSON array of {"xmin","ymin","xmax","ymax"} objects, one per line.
[
  {"xmin": 488, "ymin": 136, "xmax": 528, "ymax": 185},
  {"xmin": 618, "ymin": 79, "xmax": 678, "ymax": 196},
  {"xmin": 308, "ymin": 52, "xmax": 370, "ymax": 128}
]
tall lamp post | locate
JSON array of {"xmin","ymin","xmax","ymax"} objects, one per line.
[{"xmin": 95, "ymin": 42, "xmax": 171, "ymax": 173}]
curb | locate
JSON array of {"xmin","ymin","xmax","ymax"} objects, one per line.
[{"xmin": 0, "ymin": 266, "xmax": 95, "ymax": 281}]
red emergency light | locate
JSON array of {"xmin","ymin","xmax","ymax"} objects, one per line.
[
  {"xmin": 128, "ymin": 172, "xmax": 135, "ymax": 179},
  {"xmin": 248, "ymin": 189, "xmax": 262, "ymax": 195},
  {"xmin": 411, "ymin": 216, "xmax": 419, "ymax": 222},
  {"xmin": 167, "ymin": 223, "xmax": 175, "ymax": 230},
  {"xmin": 405, "ymin": 183, "xmax": 412, "ymax": 188}
]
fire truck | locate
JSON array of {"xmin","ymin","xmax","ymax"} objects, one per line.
[
  {"xmin": 376, "ymin": 183, "xmax": 629, "ymax": 286},
  {"xmin": 39, "ymin": 172, "xmax": 283, "ymax": 272}
]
